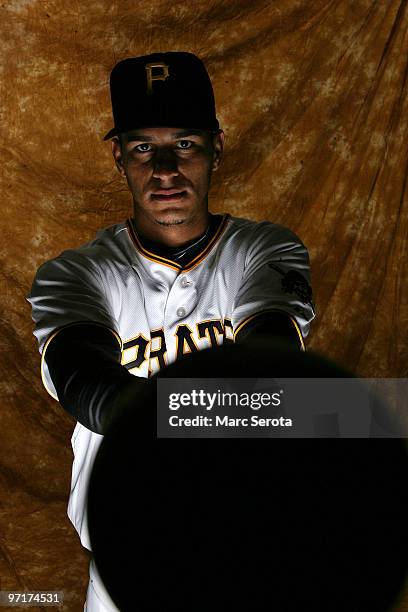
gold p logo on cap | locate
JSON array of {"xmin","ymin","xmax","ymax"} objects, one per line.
[{"xmin": 145, "ymin": 62, "xmax": 170, "ymax": 95}]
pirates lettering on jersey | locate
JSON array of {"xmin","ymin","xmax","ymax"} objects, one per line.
[
  {"xmin": 197, "ymin": 320, "xmax": 224, "ymax": 347},
  {"xmin": 149, "ymin": 329, "xmax": 167, "ymax": 370},
  {"xmin": 122, "ymin": 318, "xmax": 235, "ymax": 376},
  {"xmin": 121, "ymin": 334, "xmax": 149, "ymax": 374},
  {"xmin": 175, "ymin": 324, "xmax": 199, "ymax": 360},
  {"xmin": 223, "ymin": 319, "xmax": 234, "ymax": 344}
]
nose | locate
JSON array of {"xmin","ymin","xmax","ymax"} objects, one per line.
[{"xmin": 152, "ymin": 149, "xmax": 179, "ymax": 181}]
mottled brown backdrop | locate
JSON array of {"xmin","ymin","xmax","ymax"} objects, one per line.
[{"xmin": 1, "ymin": 0, "xmax": 407, "ymax": 610}]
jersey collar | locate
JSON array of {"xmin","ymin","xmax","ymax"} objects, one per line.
[{"xmin": 126, "ymin": 214, "xmax": 230, "ymax": 272}]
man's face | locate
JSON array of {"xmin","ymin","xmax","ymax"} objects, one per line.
[{"xmin": 112, "ymin": 127, "xmax": 224, "ymax": 230}]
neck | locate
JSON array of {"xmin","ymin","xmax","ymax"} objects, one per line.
[{"xmin": 132, "ymin": 210, "xmax": 210, "ymax": 248}]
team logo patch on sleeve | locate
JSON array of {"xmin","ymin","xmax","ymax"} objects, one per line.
[{"xmin": 268, "ymin": 264, "xmax": 313, "ymax": 305}]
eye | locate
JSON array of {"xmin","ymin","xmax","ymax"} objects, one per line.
[
  {"xmin": 134, "ymin": 143, "xmax": 153, "ymax": 152},
  {"xmin": 177, "ymin": 140, "xmax": 193, "ymax": 149}
]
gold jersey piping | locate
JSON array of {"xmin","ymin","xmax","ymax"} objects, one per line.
[{"xmin": 125, "ymin": 214, "xmax": 230, "ymax": 272}]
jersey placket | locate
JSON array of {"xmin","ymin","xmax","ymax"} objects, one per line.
[{"xmin": 163, "ymin": 270, "xmax": 198, "ymax": 363}]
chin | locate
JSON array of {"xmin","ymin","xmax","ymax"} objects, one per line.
[
  {"xmin": 153, "ymin": 212, "xmax": 187, "ymax": 227},
  {"xmin": 153, "ymin": 208, "xmax": 191, "ymax": 227},
  {"xmin": 155, "ymin": 217, "xmax": 186, "ymax": 227}
]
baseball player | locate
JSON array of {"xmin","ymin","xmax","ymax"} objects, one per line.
[{"xmin": 26, "ymin": 52, "xmax": 315, "ymax": 610}]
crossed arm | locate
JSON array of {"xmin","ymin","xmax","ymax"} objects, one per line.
[{"xmin": 44, "ymin": 311, "xmax": 303, "ymax": 435}]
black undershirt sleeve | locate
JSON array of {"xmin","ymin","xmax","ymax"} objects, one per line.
[
  {"xmin": 44, "ymin": 323, "xmax": 148, "ymax": 435},
  {"xmin": 45, "ymin": 314, "xmax": 300, "ymax": 435},
  {"xmin": 234, "ymin": 311, "xmax": 303, "ymax": 350}
]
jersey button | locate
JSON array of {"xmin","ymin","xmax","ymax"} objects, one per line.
[
  {"xmin": 176, "ymin": 307, "xmax": 186, "ymax": 318},
  {"xmin": 180, "ymin": 277, "xmax": 190, "ymax": 288}
]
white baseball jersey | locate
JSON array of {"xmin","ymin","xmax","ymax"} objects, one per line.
[{"xmin": 27, "ymin": 213, "xmax": 315, "ymax": 550}]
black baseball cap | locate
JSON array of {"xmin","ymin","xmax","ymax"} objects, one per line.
[{"xmin": 103, "ymin": 52, "xmax": 219, "ymax": 141}]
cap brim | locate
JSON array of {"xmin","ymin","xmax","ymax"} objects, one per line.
[
  {"xmin": 103, "ymin": 119, "xmax": 220, "ymax": 142},
  {"xmin": 103, "ymin": 127, "xmax": 119, "ymax": 141}
]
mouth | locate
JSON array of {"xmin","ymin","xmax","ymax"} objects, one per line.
[{"xmin": 151, "ymin": 190, "xmax": 187, "ymax": 202}]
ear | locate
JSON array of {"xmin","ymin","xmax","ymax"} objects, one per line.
[
  {"xmin": 111, "ymin": 137, "xmax": 127, "ymax": 177},
  {"xmin": 211, "ymin": 130, "xmax": 225, "ymax": 172}
]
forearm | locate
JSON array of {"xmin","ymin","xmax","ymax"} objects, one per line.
[
  {"xmin": 235, "ymin": 310, "xmax": 304, "ymax": 350},
  {"xmin": 44, "ymin": 323, "xmax": 147, "ymax": 434}
]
